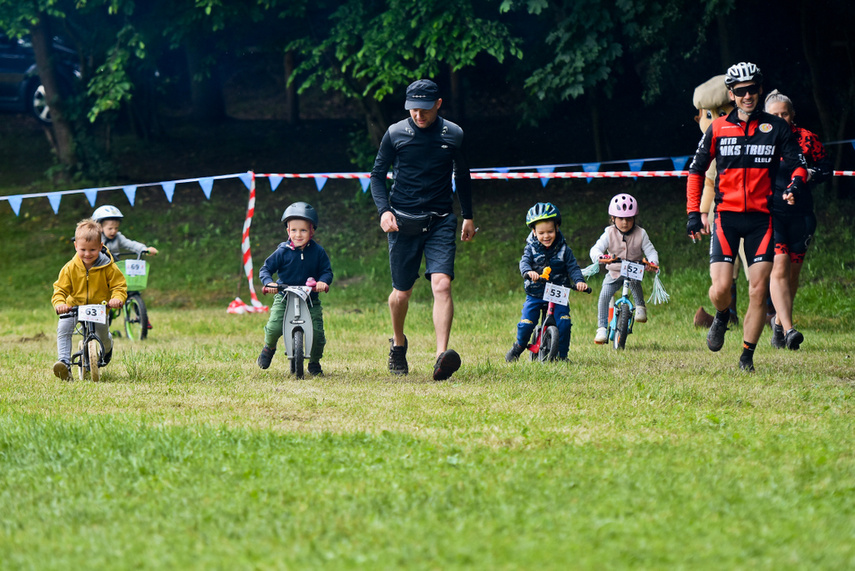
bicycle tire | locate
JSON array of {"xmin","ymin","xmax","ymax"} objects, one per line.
[
  {"xmin": 293, "ymin": 329, "xmax": 304, "ymax": 379},
  {"xmin": 614, "ymin": 306, "xmax": 630, "ymax": 350},
  {"xmin": 77, "ymin": 340, "xmax": 87, "ymax": 380},
  {"xmin": 88, "ymin": 340, "xmax": 101, "ymax": 382},
  {"xmin": 529, "ymin": 326, "xmax": 541, "ymax": 361},
  {"xmin": 539, "ymin": 325, "xmax": 559, "ymax": 362},
  {"xmin": 124, "ymin": 294, "xmax": 148, "ymax": 341}
]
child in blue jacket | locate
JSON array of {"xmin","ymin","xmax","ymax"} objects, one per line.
[
  {"xmin": 506, "ymin": 202, "xmax": 588, "ymax": 361},
  {"xmin": 257, "ymin": 202, "xmax": 333, "ymax": 376}
]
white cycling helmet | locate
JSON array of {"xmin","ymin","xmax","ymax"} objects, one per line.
[
  {"xmin": 92, "ymin": 205, "xmax": 124, "ymax": 222},
  {"xmin": 724, "ymin": 62, "xmax": 763, "ymax": 88}
]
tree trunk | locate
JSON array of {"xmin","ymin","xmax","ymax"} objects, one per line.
[
  {"xmin": 360, "ymin": 97, "xmax": 389, "ymax": 148},
  {"xmin": 30, "ymin": 15, "xmax": 77, "ymax": 173},
  {"xmin": 185, "ymin": 42, "xmax": 226, "ymax": 122},
  {"xmin": 284, "ymin": 50, "xmax": 299, "ymax": 124},
  {"xmin": 449, "ymin": 66, "xmax": 465, "ymax": 123}
]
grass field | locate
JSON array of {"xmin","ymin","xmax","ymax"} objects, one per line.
[{"xmin": 1, "ymin": 162, "xmax": 854, "ymax": 568}]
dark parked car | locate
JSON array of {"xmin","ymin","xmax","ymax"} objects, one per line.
[{"xmin": 0, "ymin": 33, "xmax": 79, "ymax": 124}]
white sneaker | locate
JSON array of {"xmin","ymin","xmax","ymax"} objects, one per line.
[
  {"xmin": 594, "ymin": 327, "xmax": 608, "ymax": 344},
  {"xmin": 636, "ymin": 306, "xmax": 647, "ymax": 323}
]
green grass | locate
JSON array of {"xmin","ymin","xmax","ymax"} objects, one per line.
[{"xmin": 2, "ymin": 172, "xmax": 854, "ymax": 568}]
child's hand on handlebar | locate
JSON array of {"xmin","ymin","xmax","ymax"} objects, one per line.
[
  {"xmin": 315, "ymin": 281, "xmax": 329, "ymax": 293},
  {"xmin": 643, "ymin": 259, "xmax": 660, "ymax": 273},
  {"xmin": 598, "ymin": 254, "xmax": 616, "ymax": 263},
  {"xmin": 262, "ymin": 282, "xmax": 278, "ymax": 295},
  {"xmin": 574, "ymin": 282, "xmax": 590, "ymax": 293},
  {"xmin": 55, "ymin": 303, "xmax": 71, "ymax": 315},
  {"xmin": 108, "ymin": 298, "xmax": 124, "ymax": 309},
  {"xmin": 527, "ymin": 271, "xmax": 541, "ymax": 282}
]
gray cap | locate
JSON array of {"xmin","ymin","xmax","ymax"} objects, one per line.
[{"xmin": 405, "ymin": 79, "xmax": 439, "ymax": 110}]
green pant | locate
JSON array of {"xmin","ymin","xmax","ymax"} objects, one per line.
[{"xmin": 263, "ymin": 293, "xmax": 326, "ymax": 362}]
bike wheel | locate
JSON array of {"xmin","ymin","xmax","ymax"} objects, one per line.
[
  {"xmin": 292, "ymin": 330, "xmax": 304, "ymax": 379},
  {"xmin": 87, "ymin": 340, "xmax": 101, "ymax": 382},
  {"xmin": 529, "ymin": 326, "xmax": 541, "ymax": 361},
  {"xmin": 613, "ymin": 306, "xmax": 630, "ymax": 350},
  {"xmin": 124, "ymin": 294, "xmax": 148, "ymax": 341},
  {"xmin": 77, "ymin": 340, "xmax": 87, "ymax": 380},
  {"xmin": 538, "ymin": 325, "xmax": 559, "ymax": 362}
]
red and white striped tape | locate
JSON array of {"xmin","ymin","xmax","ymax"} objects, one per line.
[
  {"xmin": 236, "ymin": 172, "xmax": 268, "ymax": 313},
  {"xmin": 257, "ymin": 170, "xmax": 855, "ymax": 180}
]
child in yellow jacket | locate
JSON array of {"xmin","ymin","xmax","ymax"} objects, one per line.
[{"xmin": 52, "ymin": 219, "xmax": 127, "ymax": 380}]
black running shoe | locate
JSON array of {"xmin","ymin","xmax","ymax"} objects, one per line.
[
  {"xmin": 433, "ymin": 349, "xmax": 461, "ymax": 381},
  {"xmin": 785, "ymin": 328, "xmax": 804, "ymax": 351},
  {"xmin": 707, "ymin": 315, "xmax": 728, "ymax": 352},
  {"xmin": 308, "ymin": 362, "xmax": 324, "ymax": 377},
  {"xmin": 770, "ymin": 323, "xmax": 785, "ymax": 349},
  {"xmin": 388, "ymin": 337, "xmax": 408, "ymax": 375},
  {"xmin": 53, "ymin": 360, "xmax": 72, "ymax": 381},
  {"xmin": 505, "ymin": 343, "xmax": 524, "ymax": 362},
  {"xmin": 738, "ymin": 355, "xmax": 755, "ymax": 373},
  {"xmin": 257, "ymin": 345, "xmax": 276, "ymax": 369}
]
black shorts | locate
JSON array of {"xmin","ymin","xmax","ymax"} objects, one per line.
[
  {"xmin": 388, "ymin": 213, "xmax": 456, "ymax": 291},
  {"xmin": 773, "ymin": 212, "xmax": 816, "ymax": 263},
  {"xmin": 710, "ymin": 211, "xmax": 774, "ymax": 265}
]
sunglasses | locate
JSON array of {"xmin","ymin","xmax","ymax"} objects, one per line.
[{"xmin": 731, "ymin": 84, "xmax": 760, "ymax": 97}]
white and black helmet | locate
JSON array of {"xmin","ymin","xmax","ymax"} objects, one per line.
[
  {"xmin": 92, "ymin": 205, "xmax": 124, "ymax": 222},
  {"xmin": 725, "ymin": 62, "xmax": 763, "ymax": 88}
]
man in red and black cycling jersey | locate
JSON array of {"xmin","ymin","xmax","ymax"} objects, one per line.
[{"xmin": 686, "ymin": 62, "xmax": 807, "ymax": 372}]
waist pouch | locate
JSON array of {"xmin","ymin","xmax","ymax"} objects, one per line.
[{"xmin": 393, "ymin": 209, "xmax": 442, "ymax": 236}]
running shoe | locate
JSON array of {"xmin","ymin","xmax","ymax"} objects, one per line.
[
  {"xmin": 785, "ymin": 328, "xmax": 804, "ymax": 351},
  {"xmin": 308, "ymin": 362, "xmax": 324, "ymax": 377},
  {"xmin": 505, "ymin": 343, "xmax": 525, "ymax": 362},
  {"xmin": 433, "ymin": 349, "xmax": 461, "ymax": 381},
  {"xmin": 738, "ymin": 354, "xmax": 755, "ymax": 373},
  {"xmin": 53, "ymin": 360, "xmax": 72, "ymax": 381},
  {"xmin": 388, "ymin": 337, "xmax": 408, "ymax": 375},
  {"xmin": 257, "ymin": 345, "xmax": 276, "ymax": 369},
  {"xmin": 707, "ymin": 315, "xmax": 728, "ymax": 352},
  {"xmin": 635, "ymin": 306, "xmax": 647, "ymax": 323},
  {"xmin": 594, "ymin": 327, "xmax": 608, "ymax": 344},
  {"xmin": 770, "ymin": 323, "xmax": 785, "ymax": 349}
]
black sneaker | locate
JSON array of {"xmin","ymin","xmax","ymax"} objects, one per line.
[
  {"xmin": 53, "ymin": 360, "xmax": 72, "ymax": 381},
  {"xmin": 388, "ymin": 337, "xmax": 408, "ymax": 375},
  {"xmin": 770, "ymin": 323, "xmax": 785, "ymax": 349},
  {"xmin": 707, "ymin": 315, "xmax": 728, "ymax": 352},
  {"xmin": 738, "ymin": 354, "xmax": 755, "ymax": 373},
  {"xmin": 102, "ymin": 348, "xmax": 113, "ymax": 366},
  {"xmin": 505, "ymin": 343, "xmax": 525, "ymax": 362},
  {"xmin": 308, "ymin": 362, "xmax": 324, "ymax": 377},
  {"xmin": 433, "ymin": 349, "xmax": 461, "ymax": 381},
  {"xmin": 785, "ymin": 328, "xmax": 804, "ymax": 351},
  {"xmin": 257, "ymin": 345, "xmax": 276, "ymax": 369}
]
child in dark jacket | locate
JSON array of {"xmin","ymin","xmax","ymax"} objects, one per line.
[
  {"xmin": 257, "ymin": 202, "xmax": 333, "ymax": 376},
  {"xmin": 506, "ymin": 202, "xmax": 588, "ymax": 361}
]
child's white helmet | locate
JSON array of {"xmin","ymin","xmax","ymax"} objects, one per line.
[
  {"xmin": 608, "ymin": 194, "xmax": 638, "ymax": 217},
  {"xmin": 92, "ymin": 205, "xmax": 124, "ymax": 222}
]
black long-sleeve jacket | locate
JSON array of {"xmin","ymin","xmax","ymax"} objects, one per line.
[{"xmin": 370, "ymin": 116, "xmax": 473, "ymax": 219}]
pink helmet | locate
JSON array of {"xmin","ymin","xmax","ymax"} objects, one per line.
[{"xmin": 608, "ymin": 193, "xmax": 638, "ymax": 217}]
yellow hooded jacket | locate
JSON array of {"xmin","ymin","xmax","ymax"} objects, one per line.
[{"xmin": 52, "ymin": 247, "xmax": 128, "ymax": 307}]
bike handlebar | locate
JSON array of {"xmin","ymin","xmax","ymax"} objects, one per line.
[
  {"xmin": 597, "ymin": 256, "xmax": 659, "ymax": 272},
  {"xmin": 261, "ymin": 282, "xmax": 321, "ymax": 295},
  {"xmin": 114, "ymin": 250, "xmax": 149, "ymax": 260}
]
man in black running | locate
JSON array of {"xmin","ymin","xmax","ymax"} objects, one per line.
[
  {"xmin": 686, "ymin": 62, "xmax": 807, "ymax": 373},
  {"xmin": 370, "ymin": 79, "xmax": 476, "ymax": 381}
]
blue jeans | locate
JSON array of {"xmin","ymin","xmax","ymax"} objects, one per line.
[{"xmin": 516, "ymin": 295, "xmax": 572, "ymax": 358}]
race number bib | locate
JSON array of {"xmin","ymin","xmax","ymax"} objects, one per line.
[
  {"xmin": 620, "ymin": 260, "xmax": 645, "ymax": 280},
  {"xmin": 542, "ymin": 283, "xmax": 570, "ymax": 306},
  {"xmin": 124, "ymin": 259, "xmax": 147, "ymax": 276},
  {"xmin": 79, "ymin": 304, "xmax": 107, "ymax": 324}
]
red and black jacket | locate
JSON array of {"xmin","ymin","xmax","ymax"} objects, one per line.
[{"xmin": 687, "ymin": 108, "xmax": 807, "ymax": 214}]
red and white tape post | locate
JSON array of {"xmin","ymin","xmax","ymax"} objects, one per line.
[{"xmin": 229, "ymin": 172, "xmax": 268, "ymax": 314}]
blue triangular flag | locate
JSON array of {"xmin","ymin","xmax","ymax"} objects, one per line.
[
  {"xmin": 671, "ymin": 156, "xmax": 690, "ymax": 171},
  {"xmin": 583, "ymin": 163, "xmax": 601, "ymax": 183},
  {"xmin": 537, "ymin": 166, "xmax": 554, "ymax": 188},
  {"xmin": 7, "ymin": 195, "xmax": 23, "ymax": 216},
  {"xmin": 200, "ymin": 177, "xmax": 214, "ymax": 199},
  {"xmin": 269, "ymin": 175, "xmax": 283, "ymax": 192},
  {"xmin": 123, "ymin": 185, "xmax": 137, "ymax": 206},
  {"xmin": 359, "ymin": 177, "xmax": 370, "ymax": 193},
  {"xmin": 238, "ymin": 172, "xmax": 253, "ymax": 189},
  {"xmin": 48, "ymin": 193, "xmax": 62, "ymax": 214},
  {"xmin": 162, "ymin": 182, "xmax": 175, "ymax": 203},
  {"xmin": 628, "ymin": 160, "xmax": 645, "ymax": 172},
  {"xmin": 84, "ymin": 188, "xmax": 98, "ymax": 206},
  {"xmin": 314, "ymin": 176, "xmax": 327, "ymax": 192},
  {"xmin": 495, "ymin": 167, "xmax": 509, "ymax": 173}
]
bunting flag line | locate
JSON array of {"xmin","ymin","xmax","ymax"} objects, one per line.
[{"xmin": 2, "ymin": 166, "xmax": 854, "ymax": 216}]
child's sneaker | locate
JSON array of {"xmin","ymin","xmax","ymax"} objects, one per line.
[
  {"xmin": 635, "ymin": 306, "xmax": 647, "ymax": 323},
  {"xmin": 102, "ymin": 348, "xmax": 113, "ymax": 366},
  {"xmin": 308, "ymin": 362, "xmax": 324, "ymax": 377},
  {"xmin": 257, "ymin": 345, "xmax": 276, "ymax": 369},
  {"xmin": 505, "ymin": 342, "xmax": 525, "ymax": 362},
  {"xmin": 594, "ymin": 327, "xmax": 608, "ymax": 344},
  {"xmin": 53, "ymin": 360, "xmax": 72, "ymax": 381}
]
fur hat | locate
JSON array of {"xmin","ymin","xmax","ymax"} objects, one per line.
[{"xmin": 693, "ymin": 74, "xmax": 729, "ymax": 110}]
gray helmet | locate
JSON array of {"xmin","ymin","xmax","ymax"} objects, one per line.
[
  {"xmin": 724, "ymin": 62, "xmax": 763, "ymax": 88},
  {"xmin": 281, "ymin": 201, "xmax": 319, "ymax": 229},
  {"xmin": 92, "ymin": 205, "xmax": 124, "ymax": 222}
]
